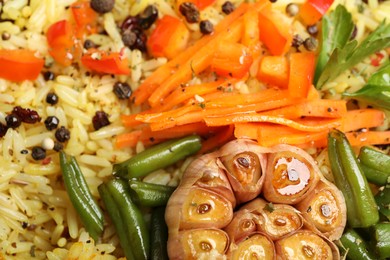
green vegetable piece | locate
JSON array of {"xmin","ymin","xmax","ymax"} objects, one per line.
[
  {"xmin": 99, "ymin": 178, "xmax": 149, "ymax": 260},
  {"xmin": 129, "ymin": 180, "xmax": 175, "ymax": 207},
  {"xmin": 316, "ymin": 20, "xmax": 390, "ymax": 89},
  {"xmin": 375, "ymin": 186, "xmax": 390, "ymax": 221},
  {"xmin": 150, "ymin": 206, "xmax": 169, "ymax": 260},
  {"xmin": 59, "ymin": 152, "xmax": 104, "ymax": 241},
  {"xmin": 314, "ymin": 4, "xmax": 354, "ymax": 84},
  {"xmin": 343, "ymin": 63, "xmax": 390, "ymax": 110},
  {"xmin": 113, "ymin": 135, "xmax": 202, "ymax": 179},
  {"xmin": 358, "ymin": 146, "xmax": 390, "ymax": 186},
  {"xmin": 371, "ymin": 223, "xmax": 390, "ymax": 259},
  {"xmin": 327, "ymin": 129, "xmax": 379, "ymax": 228},
  {"xmin": 339, "ymin": 229, "xmax": 376, "ymax": 260}
]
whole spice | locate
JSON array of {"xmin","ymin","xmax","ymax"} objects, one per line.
[
  {"xmin": 12, "ymin": 106, "xmax": 41, "ymax": 124},
  {"xmin": 179, "ymin": 2, "xmax": 200, "ymax": 23},
  {"xmin": 83, "ymin": 39, "xmax": 98, "ymax": 50},
  {"xmin": 5, "ymin": 114, "xmax": 21, "ymax": 129},
  {"xmin": 92, "ymin": 111, "xmax": 110, "ymax": 130},
  {"xmin": 307, "ymin": 24, "xmax": 318, "ymax": 35},
  {"xmin": 0, "ymin": 123, "xmax": 7, "ymax": 137},
  {"xmin": 139, "ymin": 5, "xmax": 158, "ymax": 30},
  {"xmin": 221, "ymin": 1, "xmax": 235, "ymax": 14},
  {"xmin": 46, "ymin": 92, "xmax": 59, "ymax": 105},
  {"xmin": 55, "ymin": 126, "xmax": 71, "ymax": 142},
  {"xmin": 303, "ymin": 37, "xmax": 318, "ymax": 51},
  {"xmin": 44, "ymin": 116, "xmax": 60, "ymax": 130},
  {"xmin": 31, "ymin": 146, "xmax": 46, "ymax": 160},
  {"xmin": 113, "ymin": 81, "xmax": 132, "ymax": 99},
  {"xmin": 285, "ymin": 3, "xmax": 299, "ymax": 16},
  {"xmin": 43, "ymin": 71, "xmax": 55, "ymax": 81},
  {"xmin": 199, "ymin": 20, "xmax": 214, "ymax": 35},
  {"xmin": 90, "ymin": 0, "xmax": 115, "ymax": 14}
]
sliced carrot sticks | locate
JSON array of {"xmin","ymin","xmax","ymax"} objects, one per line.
[
  {"xmin": 288, "ymin": 52, "xmax": 316, "ymax": 98},
  {"xmin": 346, "ymin": 131, "xmax": 390, "ymax": 147},
  {"xmin": 199, "ymin": 125, "xmax": 235, "ymax": 154},
  {"xmin": 342, "ymin": 109, "xmax": 385, "ymax": 132}
]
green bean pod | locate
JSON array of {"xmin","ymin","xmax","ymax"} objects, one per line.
[
  {"xmin": 339, "ymin": 229, "xmax": 376, "ymax": 260},
  {"xmin": 327, "ymin": 129, "xmax": 379, "ymax": 228},
  {"xmin": 375, "ymin": 186, "xmax": 390, "ymax": 221},
  {"xmin": 99, "ymin": 178, "xmax": 149, "ymax": 260},
  {"xmin": 59, "ymin": 152, "xmax": 104, "ymax": 241},
  {"xmin": 150, "ymin": 206, "xmax": 169, "ymax": 260},
  {"xmin": 371, "ymin": 223, "xmax": 390, "ymax": 259},
  {"xmin": 129, "ymin": 180, "xmax": 175, "ymax": 207},
  {"xmin": 113, "ymin": 135, "xmax": 202, "ymax": 179},
  {"xmin": 358, "ymin": 146, "xmax": 390, "ymax": 186}
]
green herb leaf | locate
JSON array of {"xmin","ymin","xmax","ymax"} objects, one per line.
[
  {"xmin": 316, "ymin": 20, "xmax": 390, "ymax": 89},
  {"xmin": 314, "ymin": 5, "xmax": 354, "ymax": 84},
  {"xmin": 344, "ymin": 62, "xmax": 390, "ymax": 110},
  {"xmin": 263, "ymin": 202, "xmax": 274, "ymax": 213}
]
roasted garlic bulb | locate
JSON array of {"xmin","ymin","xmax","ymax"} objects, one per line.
[{"xmin": 166, "ymin": 139, "xmax": 345, "ymax": 259}]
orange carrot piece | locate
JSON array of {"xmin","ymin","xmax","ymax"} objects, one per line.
[
  {"xmin": 259, "ymin": 99, "xmax": 347, "ymax": 119},
  {"xmin": 131, "ymin": 2, "xmax": 254, "ymax": 105},
  {"xmin": 115, "ymin": 130, "xmax": 143, "ymax": 149},
  {"xmin": 204, "ymin": 113, "xmax": 342, "ymax": 132},
  {"xmin": 136, "ymin": 104, "xmax": 201, "ymax": 123},
  {"xmin": 258, "ymin": 7, "xmax": 293, "ymax": 56},
  {"xmin": 150, "ymin": 109, "xmax": 205, "ymax": 131},
  {"xmin": 346, "ymin": 131, "xmax": 390, "ymax": 147},
  {"xmin": 342, "ymin": 109, "xmax": 385, "ymax": 132},
  {"xmin": 234, "ymin": 123, "xmax": 259, "ymax": 139},
  {"xmin": 141, "ymin": 122, "xmax": 214, "ymax": 140},
  {"xmin": 288, "ymin": 52, "xmax": 315, "ymax": 98},
  {"xmin": 257, "ymin": 124, "xmax": 328, "ymax": 147},
  {"xmin": 257, "ymin": 56, "xmax": 289, "ymax": 88},
  {"xmin": 242, "ymin": 8, "xmax": 261, "ymax": 58},
  {"xmin": 199, "ymin": 125, "xmax": 235, "ymax": 154},
  {"xmin": 307, "ymin": 84, "xmax": 321, "ymax": 100}
]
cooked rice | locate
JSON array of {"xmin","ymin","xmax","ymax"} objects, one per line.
[{"xmin": 0, "ymin": 0, "xmax": 388, "ymax": 258}]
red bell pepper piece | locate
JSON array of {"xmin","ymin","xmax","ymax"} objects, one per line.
[
  {"xmin": 46, "ymin": 20, "xmax": 80, "ymax": 66},
  {"xmin": 70, "ymin": 0, "xmax": 98, "ymax": 36},
  {"xmin": 0, "ymin": 49, "xmax": 44, "ymax": 82},
  {"xmin": 81, "ymin": 49, "xmax": 130, "ymax": 75},
  {"xmin": 258, "ymin": 8, "xmax": 293, "ymax": 56},
  {"xmin": 288, "ymin": 52, "xmax": 316, "ymax": 98},
  {"xmin": 257, "ymin": 56, "xmax": 289, "ymax": 88},
  {"xmin": 299, "ymin": 0, "xmax": 334, "ymax": 25},
  {"xmin": 211, "ymin": 42, "xmax": 253, "ymax": 78},
  {"xmin": 147, "ymin": 15, "xmax": 189, "ymax": 59}
]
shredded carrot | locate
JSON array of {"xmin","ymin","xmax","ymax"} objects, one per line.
[
  {"xmin": 199, "ymin": 125, "xmax": 235, "ymax": 154},
  {"xmin": 204, "ymin": 113, "xmax": 342, "ymax": 132},
  {"xmin": 346, "ymin": 131, "xmax": 390, "ymax": 146},
  {"xmin": 242, "ymin": 8, "xmax": 261, "ymax": 58},
  {"xmin": 234, "ymin": 123, "xmax": 260, "ymax": 140},
  {"xmin": 288, "ymin": 52, "xmax": 316, "ymax": 98},
  {"xmin": 115, "ymin": 130, "xmax": 143, "ymax": 149},
  {"xmin": 259, "ymin": 99, "xmax": 347, "ymax": 119},
  {"xmin": 342, "ymin": 109, "xmax": 385, "ymax": 132}
]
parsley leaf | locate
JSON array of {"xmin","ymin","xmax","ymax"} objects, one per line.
[
  {"xmin": 316, "ymin": 18, "xmax": 390, "ymax": 89},
  {"xmin": 314, "ymin": 5, "xmax": 354, "ymax": 85}
]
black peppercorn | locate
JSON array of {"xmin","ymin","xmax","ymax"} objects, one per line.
[
  {"xmin": 55, "ymin": 126, "xmax": 71, "ymax": 142},
  {"xmin": 199, "ymin": 20, "xmax": 214, "ymax": 35},
  {"xmin": 222, "ymin": 1, "xmax": 235, "ymax": 14},
  {"xmin": 12, "ymin": 106, "xmax": 41, "ymax": 124},
  {"xmin": 92, "ymin": 111, "xmax": 110, "ymax": 130},
  {"xmin": 121, "ymin": 16, "xmax": 140, "ymax": 32},
  {"xmin": 303, "ymin": 37, "xmax": 318, "ymax": 51},
  {"xmin": 43, "ymin": 71, "xmax": 55, "ymax": 81},
  {"xmin": 179, "ymin": 2, "xmax": 200, "ymax": 23},
  {"xmin": 139, "ymin": 5, "xmax": 158, "ymax": 30},
  {"xmin": 31, "ymin": 146, "xmax": 46, "ymax": 160},
  {"xmin": 122, "ymin": 28, "xmax": 147, "ymax": 52},
  {"xmin": 46, "ymin": 92, "xmax": 59, "ymax": 105},
  {"xmin": 1, "ymin": 32, "xmax": 10, "ymax": 41},
  {"xmin": 0, "ymin": 123, "xmax": 8, "ymax": 137},
  {"xmin": 113, "ymin": 82, "xmax": 132, "ymax": 99},
  {"xmin": 90, "ymin": 0, "xmax": 115, "ymax": 14},
  {"xmin": 53, "ymin": 142, "xmax": 64, "ymax": 152},
  {"xmin": 291, "ymin": 34, "xmax": 304, "ymax": 50},
  {"xmin": 307, "ymin": 24, "xmax": 318, "ymax": 36},
  {"xmin": 44, "ymin": 116, "xmax": 60, "ymax": 130},
  {"xmin": 5, "ymin": 114, "xmax": 21, "ymax": 129},
  {"xmin": 83, "ymin": 39, "xmax": 98, "ymax": 49}
]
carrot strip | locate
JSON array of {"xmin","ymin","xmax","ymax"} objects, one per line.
[
  {"xmin": 147, "ymin": 19, "xmax": 244, "ymax": 107},
  {"xmin": 199, "ymin": 125, "xmax": 235, "ymax": 154},
  {"xmin": 234, "ymin": 123, "xmax": 259, "ymax": 139},
  {"xmin": 259, "ymin": 99, "xmax": 347, "ymax": 119},
  {"xmin": 346, "ymin": 131, "xmax": 390, "ymax": 146},
  {"xmin": 242, "ymin": 8, "xmax": 261, "ymax": 58},
  {"xmin": 115, "ymin": 130, "xmax": 143, "ymax": 149},
  {"xmin": 136, "ymin": 104, "xmax": 201, "ymax": 123},
  {"xmin": 342, "ymin": 109, "xmax": 385, "ymax": 132},
  {"xmin": 141, "ymin": 122, "xmax": 214, "ymax": 140},
  {"xmin": 131, "ymin": 2, "xmax": 254, "ymax": 105},
  {"xmin": 288, "ymin": 52, "xmax": 315, "ymax": 98},
  {"xmin": 204, "ymin": 113, "xmax": 342, "ymax": 132},
  {"xmin": 150, "ymin": 109, "xmax": 205, "ymax": 131}
]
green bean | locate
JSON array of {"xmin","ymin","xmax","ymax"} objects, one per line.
[
  {"xmin": 371, "ymin": 223, "xmax": 390, "ymax": 259},
  {"xmin": 358, "ymin": 146, "xmax": 390, "ymax": 186},
  {"xmin": 129, "ymin": 180, "xmax": 175, "ymax": 207},
  {"xmin": 99, "ymin": 178, "xmax": 149, "ymax": 260},
  {"xmin": 339, "ymin": 229, "xmax": 376, "ymax": 260},
  {"xmin": 113, "ymin": 135, "xmax": 202, "ymax": 179},
  {"xmin": 327, "ymin": 129, "xmax": 379, "ymax": 228},
  {"xmin": 375, "ymin": 186, "xmax": 390, "ymax": 221},
  {"xmin": 150, "ymin": 206, "xmax": 169, "ymax": 260},
  {"xmin": 59, "ymin": 151, "xmax": 103, "ymax": 241}
]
